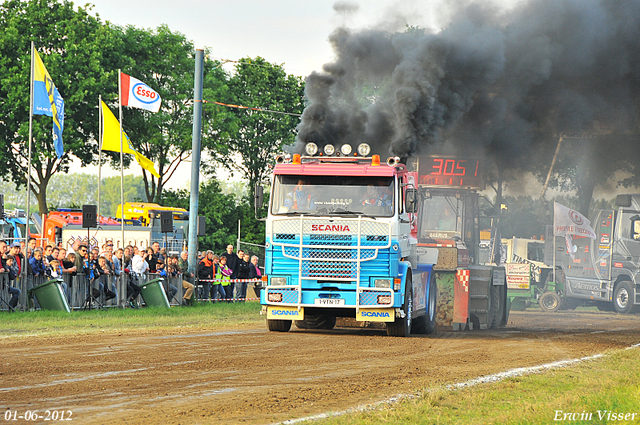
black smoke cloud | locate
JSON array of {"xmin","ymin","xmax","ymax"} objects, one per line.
[{"xmin": 295, "ymin": 0, "xmax": 640, "ymax": 167}]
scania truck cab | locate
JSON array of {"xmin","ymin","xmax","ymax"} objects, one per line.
[{"xmin": 260, "ymin": 143, "xmax": 439, "ymax": 337}]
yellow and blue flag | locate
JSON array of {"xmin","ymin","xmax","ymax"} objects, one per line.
[{"xmin": 33, "ymin": 48, "xmax": 64, "ymax": 158}]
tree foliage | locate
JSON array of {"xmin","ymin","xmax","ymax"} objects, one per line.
[
  {"xmin": 531, "ymin": 135, "xmax": 632, "ymax": 216},
  {"xmin": 499, "ymin": 194, "xmax": 616, "ymax": 240},
  {"xmin": 0, "ymin": 0, "xmax": 122, "ymax": 214},
  {"xmin": 210, "ymin": 57, "xmax": 305, "ymax": 193},
  {"xmin": 0, "ymin": 2, "xmax": 235, "ymax": 214},
  {"xmin": 104, "ymin": 25, "xmax": 231, "ymax": 203},
  {"xmin": 161, "ymin": 178, "xmax": 264, "ymax": 253},
  {"xmin": 99, "ymin": 175, "xmax": 146, "ymax": 216}
]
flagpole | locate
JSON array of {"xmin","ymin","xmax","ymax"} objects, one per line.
[
  {"xmin": 24, "ymin": 41, "xmax": 35, "ymax": 283},
  {"xmin": 98, "ymin": 95, "xmax": 103, "ymax": 218},
  {"xmin": 118, "ymin": 71, "xmax": 126, "ymax": 308},
  {"xmin": 118, "ymin": 70, "xmax": 125, "ymax": 253}
]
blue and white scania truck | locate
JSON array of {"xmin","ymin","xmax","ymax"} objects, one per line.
[{"xmin": 258, "ymin": 142, "xmax": 439, "ymax": 337}]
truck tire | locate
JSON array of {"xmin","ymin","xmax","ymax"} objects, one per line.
[
  {"xmin": 266, "ymin": 318, "xmax": 292, "ymax": 332},
  {"xmin": 539, "ymin": 291, "xmax": 562, "ymax": 313},
  {"xmin": 613, "ymin": 281, "xmax": 638, "ymax": 314},
  {"xmin": 596, "ymin": 301, "xmax": 615, "ymax": 312},
  {"xmin": 412, "ymin": 275, "xmax": 437, "ymax": 335},
  {"xmin": 562, "ymin": 298, "xmax": 581, "ymax": 310},
  {"xmin": 295, "ymin": 315, "xmax": 336, "ymax": 330},
  {"xmin": 490, "ymin": 285, "xmax": 505, "ymax": 328},
  {"xmin": 386, "ymin": 275, "xmax": 413, "ymax": 337}
]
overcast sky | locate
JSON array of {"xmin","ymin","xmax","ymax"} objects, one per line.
[
  {"xmin": 86, "ymin": 0, "xmax": 437, "ymax": 77},
  {"xmin": 76, "ymin": 0, "xmax": 452, "ymax": 188}
]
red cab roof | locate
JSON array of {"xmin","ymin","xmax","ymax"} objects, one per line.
[{"xmin": 273, "ymin": 162, "xmax": 400, "ymax": 177}]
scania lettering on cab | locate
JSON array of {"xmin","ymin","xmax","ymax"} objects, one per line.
[{"xmin": 258, "ymin": 142, "xmax": 439, "ymax": 337}]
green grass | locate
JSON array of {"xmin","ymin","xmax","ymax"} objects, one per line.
[
  {"xmin": 0, "ymin": 301, "xmax": 263, "ymax": 337},
  {"xmin": 314, "ymin": 347, "xmax": 640, "ymax": 425}
]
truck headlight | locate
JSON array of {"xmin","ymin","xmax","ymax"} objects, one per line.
[
  {"xmin": 324, "ymin": 144, "xmax": 335, "ymax": 156},
  {"xmin": 305, "ymin": 142, "xmax": 318, "ymax": 156},
  {"xmin": 357, "ymin": 143, "xmax": 371, "ymax": 156},
  {"xmin": 340, "ymin": 144, "xmax": 352, "ymax": 155},
  {"xmin": 270, "ymin": 277, "xmax": 287, "ymax": 286},
  {"xmin": 374, "ymin": 278, "xmax": 391, "ymax": 288}
]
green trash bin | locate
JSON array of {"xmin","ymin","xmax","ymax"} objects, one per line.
[
  {"xmin": 29, "ymin": 279, "xmax": 71, "ymax": 313},
  {"xmin": 139, "ymin": 278, "xmax": 170, "ymax": 308}
]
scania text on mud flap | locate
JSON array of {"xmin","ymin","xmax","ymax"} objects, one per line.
[{"xmin": 258, "ymin": 144, "xmax": 439, "ymax": 337}]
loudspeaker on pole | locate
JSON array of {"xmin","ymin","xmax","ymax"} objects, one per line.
[
  {"xmin": 197, "ymin": 216, "xmax": 206, "ymax": 236},
  {"xmin": 82, "ymin": 204, "xmax": 97, "ymax": 228},
  {"xmin": 160, "ymin": 211, "xmax": 173, "ymax": 233}
]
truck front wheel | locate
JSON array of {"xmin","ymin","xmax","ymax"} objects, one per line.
[
  {"xmin": 613, "ymin": 281, "xmax": 638, "ymax": 314},
  {"xmin": 387, "ymin": 275, "xmax": 413, "ymax": 337},
  {"xmin": 267, "ymin": 319, "xmax": 292, "ymax": 332},
  {"xmin": 539, "ymin": 291, "xmax": 562, "ymax": 313}
]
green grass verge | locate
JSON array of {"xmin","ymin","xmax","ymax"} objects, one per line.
[
  {"xmin": 0, "ymin": 301, "xmax": 263, "ymax": 337},
  {"xmin": 314, "ymin": 347, "xmax": 640, "ymax": 425}
]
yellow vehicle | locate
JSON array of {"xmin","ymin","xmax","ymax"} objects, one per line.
[
  {"xmin": 116, "ymin": 202, "xmax": 188, "ymax": 226},
  {"xmin": 116, "ymin": 203, "xmax": 190, "ymax": 254}
]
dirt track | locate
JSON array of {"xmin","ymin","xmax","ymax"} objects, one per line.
[{"xmin": 2, "ymin": 310, "xmax": 640, "ymax": 424}]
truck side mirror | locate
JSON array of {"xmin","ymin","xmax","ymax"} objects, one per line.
[
  {"xmin": 405, "ymin": 188, "xmax": 418, "ymax": 213},
  {"xmin": 254, "ymin": 184, "xmax": 264, "ymax": 219}
]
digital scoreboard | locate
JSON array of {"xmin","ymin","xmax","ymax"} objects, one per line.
[{"xmin": 414, "ymin": 156, "xmax": 484, "ymax": 190}]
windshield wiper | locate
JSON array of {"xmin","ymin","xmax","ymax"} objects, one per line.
[{"xmin": 329, "ymin": 210, "xmax": 377, "ymax": 219}]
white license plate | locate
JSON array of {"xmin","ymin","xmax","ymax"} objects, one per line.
[{"xmin": 314, "ymin": 298, "xmax": 345, "ymax": 306}]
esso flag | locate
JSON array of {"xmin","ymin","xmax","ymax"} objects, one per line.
[{"xmin": 120, "ymin": 72, "xmax": 162, "ymax": 113}]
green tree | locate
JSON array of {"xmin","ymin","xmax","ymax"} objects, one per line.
[
  {"xmin": 104, "ymin": 25, "xmax": 231, "ymax": 203},
  {"xmin": 161, "ymin": 178, "xmax": 264, "ymax": 253},
  {"xmin": 99, "ymin": 175, "xmax": 146, "ymax": 216},
  {"xmin": 532, "ymin": 136, "xmax": 628, "ymax": 216},
  {"xmin": 47, "ymin": 173, "xmax": 97, "ymax": 210},
  {"xmin": 0, "ymin": 0, "xmax": 122, "ymax": 214},
  {"xmin": 211, "ymin": 57, "xmax": 305, "ymax": 194}
]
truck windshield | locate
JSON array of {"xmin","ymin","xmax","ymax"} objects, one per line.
[
  {"xmin": 418, "ymin": 196, "xmax": 462, "ymax": 238},
  {"xmin": 271, "ymin": 175, "xmax": 395, "ymax": 217}
]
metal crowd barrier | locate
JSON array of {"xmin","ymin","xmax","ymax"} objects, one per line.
[
  {"xmin": 195, "ymin": 278, "xmax": 263, "ymax": 302},
  {"xmin": 0, "ymin": 271, "xmax": 189, "ymax": 311}
]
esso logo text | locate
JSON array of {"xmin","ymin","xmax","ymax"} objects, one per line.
[
  {"xmin": 132, "ymin": 83, "xmax": 159, "ymax": 104},
  {"xmin": 569, "ymin": 210, "xmax": 584, "ymax": 226}
]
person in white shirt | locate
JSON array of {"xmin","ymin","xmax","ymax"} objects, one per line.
[{"xmin": 131, "ymin": 246, "xmax": 149, "ymax": 276}]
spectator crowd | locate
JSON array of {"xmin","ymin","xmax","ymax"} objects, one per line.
[{"xmin": 1, "ymin": 238, "xmax": 263, "ymax": 311}]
